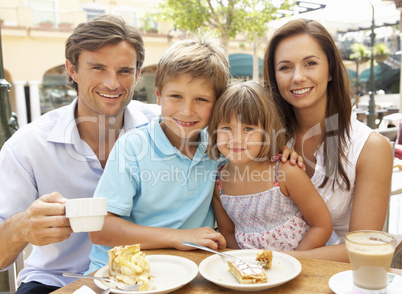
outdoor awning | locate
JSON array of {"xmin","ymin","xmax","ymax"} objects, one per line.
[
  {"xmin": 229, "ymin": 53, "xmax": 262, "ymax": 77},
  {"xmin": 359, "ymin": 64, "xmax": 398, "ymax": 81},
  {"xmin": 347, "ymin": 69, "xmax": 357, "ymax": 78},
  {"xmin": 359, "ymin": 63, "xmax": 400, "ymax": 91}
]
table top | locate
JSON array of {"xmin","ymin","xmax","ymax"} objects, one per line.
[{"xmin": 51, "ymin": 248, "xmax": 402, "ymax": 294}]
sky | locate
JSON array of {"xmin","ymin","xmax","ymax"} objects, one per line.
[{"xmin": 290, "ymin": 0, "xmax": 400, "ymax": 32}]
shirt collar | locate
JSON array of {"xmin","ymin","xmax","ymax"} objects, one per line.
[
  {"xmin": 47, "ymin": 98, "xmax": 152, "ymax": 145},
  {"xmin": 47, "ymin": 98, "xmax": 79, "ymax": 145},
  {"xmin": 149, "ymin": 121, "xmax": 209, "ymax": 158},
  {"xmin": 122, "ymin": 102, "xmax": 152, "ymax": 134}
]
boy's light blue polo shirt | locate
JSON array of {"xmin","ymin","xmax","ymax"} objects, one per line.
[{"xmin": 87, "ymin": 121, "xmax": 218, "ymax": 272}]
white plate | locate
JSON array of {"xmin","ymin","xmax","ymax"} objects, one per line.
[
  {"xmin": 94, "ymin": 255, "xmax": 198, "ymax": 293},
  {"xmin": 329, "ymin": 270, "xmax": 402, "ymax": 294},
  {"xmin": 198, "ymin": 250, "xmax": 302, "ymax": 291}
]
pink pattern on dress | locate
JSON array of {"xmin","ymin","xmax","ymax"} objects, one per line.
[{"xmin": 216, "ymin": 154, "xmax": 310, "ymax": 251}]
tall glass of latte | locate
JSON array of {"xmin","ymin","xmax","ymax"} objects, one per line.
[{"xmin": 345, "ymin": 230, "xmax": 396, "ymax": 292}]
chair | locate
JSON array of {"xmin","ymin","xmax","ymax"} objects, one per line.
[
  {"xmin": 7, "ymin": 244, "xmax": 31, "ymax": 294},
  {"xmin": 7, "ymin": 253, "xmax": 23, "ymax": 294},
  {"xmin": 383, "ymin": 141, "xmax": 395, "ymax": 233},
  {"xmin": 392, "ymin": 235, "xmax": 402, "ymax": 269},
  {"xmin": 377, "ymin": 127, "xmax": 398, "ymax": 142},
  {"xmin": 381, "ymin": 139, "xmax": 402, "ymax": 269},
  {"xmin": 389, "ymin": 168, "xmax": 402, "ymax": 269}
]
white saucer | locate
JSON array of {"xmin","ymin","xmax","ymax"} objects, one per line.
[{"xmin": 329, "ymin": 270, "xmax": 402, "ymax": 294}]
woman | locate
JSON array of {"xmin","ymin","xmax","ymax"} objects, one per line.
[{"xmin": 263, "ymin": 19, "xmax": 393, "ymax": 262}]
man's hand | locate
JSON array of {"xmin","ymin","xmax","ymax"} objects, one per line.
[
  {"xmin": 22, "ymin": 192, "xmax": 72, "ymax": 246},
  {"xmin": 280, "ymin": 146, "xmax": 306, "ymax": 171}
]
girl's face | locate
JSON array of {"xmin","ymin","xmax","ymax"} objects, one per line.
[
  {"xmin": 216, "ymin": 114, "xmax": 265, "ymax": 165},
  {"xmin": 273, "ymin": 34, "xmax": 331, "ymax": 113}
]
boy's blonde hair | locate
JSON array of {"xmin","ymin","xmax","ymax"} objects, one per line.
[
  {"xmin": 207, "ymin": 81, "xmax": 286, "ymax": 160},
  {"xmin": 154, "ymin": 31, "xmax": 229, "ymax": 98}
]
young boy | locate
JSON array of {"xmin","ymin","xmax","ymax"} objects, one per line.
[{"xmin": 87, "ymin": 32, "xmax": 230, "ymax": 272}]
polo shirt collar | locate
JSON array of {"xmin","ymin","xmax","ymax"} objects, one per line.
[{"xmin": 149, "ymin": 121, "xmax": 209, "ymax": 158}]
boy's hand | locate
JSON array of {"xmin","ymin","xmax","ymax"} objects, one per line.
[
  {"xmin": 174, "ymin": 227, "xmax": 226, "ymax": 251},
  {"xmin": 280, "ymin": 146, "xmax": 306, "ymax": 171}
]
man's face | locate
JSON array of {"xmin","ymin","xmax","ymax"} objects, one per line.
[{"xmin": 66, "ymin": 41, "xmax": 140, "ymax": 119}]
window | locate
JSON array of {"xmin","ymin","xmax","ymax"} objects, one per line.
[
  {"xmin": 84, "ymin": 8, "xmax": 106, "ymax": 21},
  {"xmin": 114, "ymin": 9, "xmax": 138, "ymax": 27},
  {"xmin": 81, "ymin": 2, "xmax": 107, "ymax": 21},
  {"xmin": 40, "ymin": 65, "xmax": 76, "ymax": 114},
  {"xmin": 27, "ymin": 0, "xmax": 56, "ymax": 25}
]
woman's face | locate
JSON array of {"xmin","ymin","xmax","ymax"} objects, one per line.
[{"xmin": 273, "ymin": 34, "xmax": 331, "ymax": 113}]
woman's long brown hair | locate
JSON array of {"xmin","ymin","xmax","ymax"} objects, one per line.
[{"xmin": 263, "ymin": 19, "xmax": 353, "ymax": 190}]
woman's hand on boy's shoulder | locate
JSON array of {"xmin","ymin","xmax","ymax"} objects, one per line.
[{"xmin": 279, "ymin": 146, "xmax": 306, "ymax": 171}]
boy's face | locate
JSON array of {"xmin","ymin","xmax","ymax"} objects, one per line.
[
  {"xmin": 66, "ymin": 41, "xmax": 139, "ymax": 119},
  {"xmin": 156, "ymin": 73, "xmax": 216, "ymax": 143}
]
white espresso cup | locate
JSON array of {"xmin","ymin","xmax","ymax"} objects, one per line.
[
  {"xmin": 345, "ymin": 230, "xmax": 396, "ymax": 292},
  {"xmin": 65, "ymin": 198, "xmax": 107, "ymax": 232}
]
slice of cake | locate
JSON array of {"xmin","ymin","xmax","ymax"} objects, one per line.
[
  {"xmin": 256, "ymin": 249, "xmax": 273, "ymax": 269},
  {"xmin": 108, "ymin": 244, "xmax": 151, "ymax": 291},
  {"xmin": 227, "ymin": 259, "xmax": 268, "ymax": 284}
]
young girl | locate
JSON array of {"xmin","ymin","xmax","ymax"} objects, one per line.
[{"xmin": 207, "ymin": 81, "xmax": 334, "ymax": 251}]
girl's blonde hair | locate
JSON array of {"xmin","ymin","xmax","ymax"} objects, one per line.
[{"xmin": 207, "ymin": 81, "xmax": 285, "ymax": 160}]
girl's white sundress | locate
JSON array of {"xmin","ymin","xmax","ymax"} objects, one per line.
[{"xmin": 216, "ymin": 155, "xmax": 310, "ymax": 250}]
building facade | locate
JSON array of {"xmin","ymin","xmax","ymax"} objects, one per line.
[{"xmin": 1, "ymin": 0, "xmax": 256, "ymax": 127}]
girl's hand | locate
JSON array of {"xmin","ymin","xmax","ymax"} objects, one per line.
[
  {"xmin": 280, "ymin": 146, "xmax": 305, "ymax": 171},
  {"xmin": 174, "ymin": 227, "xmax": 226, "ymax": 251}
]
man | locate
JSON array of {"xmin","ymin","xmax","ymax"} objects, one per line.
[{"xmin": 0, "ymin": 14, "xmax": 160, "ymax": 293}]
